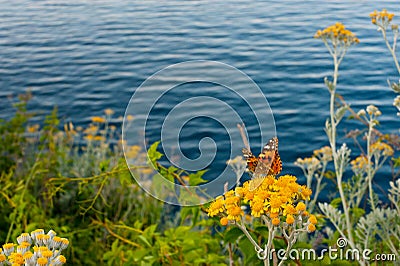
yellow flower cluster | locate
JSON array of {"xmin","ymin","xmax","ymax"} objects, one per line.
[
  {"xmin": 370, "ymin": 141, "xmax": 394, "ymax": 156},
  {"xmin": 83, "ymin": 108, "xmax": 118, "ymax": 143},
  {"xmin": 207, "ymin": 175, "xmax": 316, "ymax": 232},
  {"xmin": 366, "ymin": 105, "xmax": 382, "ymax": 117},
  {"xmin": 295, "ymin": 157, "xmax": 320, "ymax": 169},
  {"xmin": 0, "ymin": 229, "xmax": 68, "ymax": 266},
  {"xmin": 314, "ymin": 22, "xmax": 359, "ymax": 45},
  {"xmin": 27, "ymin": 124, "xmax": 40, "ymax": 133},
  {"xmin": 91, "ymin": 116, "xmax": 107, "ymax": 123},
  {"xmin": 370, "ymin": 9, "xmax": 395, "ymax": 25},
  {"xmin": 125, "ymin": 145, "xmax": 142, "ymax": 159},
  {"xmin": 351, "ymin": 155, "xmax": 371, "ymax": 172},
  {"xmin": 313, "ymin": 146, "xmax": 333, "ymax": 162}
]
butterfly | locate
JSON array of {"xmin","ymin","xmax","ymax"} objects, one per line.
[{"xmin": 242, "ymin": 137, "xmax": 282, "ymax": 179}]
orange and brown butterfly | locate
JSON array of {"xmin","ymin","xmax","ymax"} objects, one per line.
[{"xmin": 242, "ymin": 137, "xmax": 282, "ymax": 179}]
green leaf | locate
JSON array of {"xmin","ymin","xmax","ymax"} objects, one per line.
[
  {"xmin": 335, "ymin": 104, "xmax": 348, "ymax": 123},
  {"xmin": 188, "ymin": 170, "xmax": 208, "ymax": 186},
  {"xmin": 99, "ymin": 159, "xmax": 110, "ymax": 172},
  {"xmin": 330, "ymin": 198, "xmax": 342, "ymax": 208},
  {"xmin": 147, "ymin": 141, "xmax": 163, "ymax": 166},
  {"xmin": 238, "ymin": 236, "xmax": 257, "ymax": 264},
  {"xmin": 254, "ymin": 225, "xmax": 269, "ymax": 239},
  {"xmin": 152, "ymin": 173, "xmax": 175, "ymax": 199},
  {"xmin": 392, "ymin": 156, "xmax": 400, "ymax": 168},
  {"xmin": 350, "ymin": 207, "xmax": 365, "ymax": 220},
  {"xmin": 324, "ymin": 77, "xmax": 334, "ymax": 91},
  {"xmin": 180, "ymin": 206, "xmax": 200, "ymax": 226},
  {"xmin": 224, "ymin": 227, "xmax": 244, "ymax": 243},
  {"xmin": 137, "ymin": 235, "xmax": 152, "ymax": 248}
]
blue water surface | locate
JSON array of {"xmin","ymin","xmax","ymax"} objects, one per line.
[{"xmin": 0, "ymin": 0, "xmax": 399, "ymax": 198}]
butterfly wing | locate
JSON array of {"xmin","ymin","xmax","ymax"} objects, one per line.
[
  {"xmin": 254, "ymin": 137, "xmax": 282, "ymax": 177},
  {"xmin": 242, "ymin": 137, "xmax": 282, "ymax": 191},
  {"xmin": 269, "ymin": 152, "xmax": 282, "ymax": 175},
  {"xmin": 242, "ymin": 148, "xmax": 258, "ymax": 174}
]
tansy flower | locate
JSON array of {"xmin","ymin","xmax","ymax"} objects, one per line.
[
  {"xmin": 315, "ymin": 22, "xmax": 359, "ymax": 44},
  {"xmin": 42, "ymin": 250, "xmax": 53, "ymax": 259},
  {"xmin": 394, "ymin": 96, "xmax": 400, "ymax": 107},
  {"xmin": 2, "ymin": 230, "xmax": 68, "ymax": 265},
  {"xmin": 220, "ymin": 217, "xmax": 229, "ymax": 226},
  {"xmin": 250, "ymin": 199, "xmax": 265, "ymax": 217},
  {"xmin": 370, "ymin": 9, "xmax": 395, "ymax": 25},
  {"xmin": 94, "ymin": 135, "xmax": 105, "ymax": 142},
  {"xmin": 357, "ymin": 109, "xmax": 367, "ymax": 117},
  {"xmin": 23, "ymin": 251, "xmax": 34, "ymax": 264},
  {"xmin": 283, "ymin": 204, "xmax": 297, "ymax": 216},
  {"xmin": 91, "ymin": 116, "xmax": 106, "ymax": 123},
  {"xmin": 16, "ymin": 242, "xmax": 30, "ymax": 254},
  {"xmin": 313, "ymin": 146, "xmax": 333, "ymax": 162},
  {"xmin": 141, "ymin": 168, "xmax": 154, "ymax": 175},
  {"xmin": 207, "ymin": 196, "xmax": 225, "ymax": 217},
  {"xmin": 268, "ymin": 196, "xmax": 281, "ymax": 211},
  {"xmin": 84, "ymin": 134, "xmax": 94, "ymax": 141},
  {"xmin": 126, "ymin": 145, "xmax": 141, "ymax": 159},
  {"xmin": 226, "ymin": 205, "xmax": 244, "ymax": 221},
  {"xmin": 351, "ymin": 155, "xmax": 371, "ymax": 173},
  {"xmin": 269, "ymin": 212, "xmax": 279, "ymax": 219},
  {"xmin": 235, "ymin": 186, "xmax": 245, "ymax": 197},
  {"xmin": 296, "ymin": 202, "xmax": 306, "ymax": 213},
  {"xmin": 60, "ymin": 238, "xmax": 69, "ymax": 250},
  {"xmin": 366, "ymin": 105, "xmax": 380, "ymax": 116},
  {"xmin": 104, "ymin": 108, "xmax": 114, "ymax": 116},
  {"xmin": 370, "ymin": 142, "xmax": 394, "ymax": 156},
  {"xmin": 286, "ymin": 214, "xmax": 295, "ymax": 225},
  {"xmin": 37, "ymin": 257, "xmax": 48, "ymax": 266},
  {"xmin": 224, "ymin": 195, "xmax": 240, "ymax": 206},
  {"xmin": 244, "ymin": 214, "xmax": 252, "ymax": 223},
  {"xmin": 243, "ymin": 189, "xmax": 255, "ymax": 203},
  {"xmin": 300, "ymin": 186, "xmax": 312, "ymax": 201},
  {"xmin": 27, "ymin": 124, "xmax": 40, "ymax": 133},
  {"xmin": 295, "ymin": 157, "xmax": 320, "ymax": 170},
  {"xmin": 8, "ymin": 252, "xmax": 24, "ymax": 264},
  {"xmin": 272, "ymin": 217, "xmax": 280, "ymax": 226},
  {"xmin": 83, "ymin": 125, "xmax": 98, "ymax": 135},
  {"xmin": 309, "ymin": 215, "xmax": 318, "ymax": 225},
  {"xmin": 17, "ymin": 233, "xmax": 31, "ymax": 245},
  {"xmin": 52, "ymin": 255, "xmax": 67, "ymax": 265},
  {"xmin": 307, "ymin": 223, "xmax": 316, "ymax": 233},
  {"xmin": 2, "ymin": 243, "xmax": 14, "ymax": 256},
  {"xmin": 255, "ymin": 190, "xmax": 270, "ymax": 200}
]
